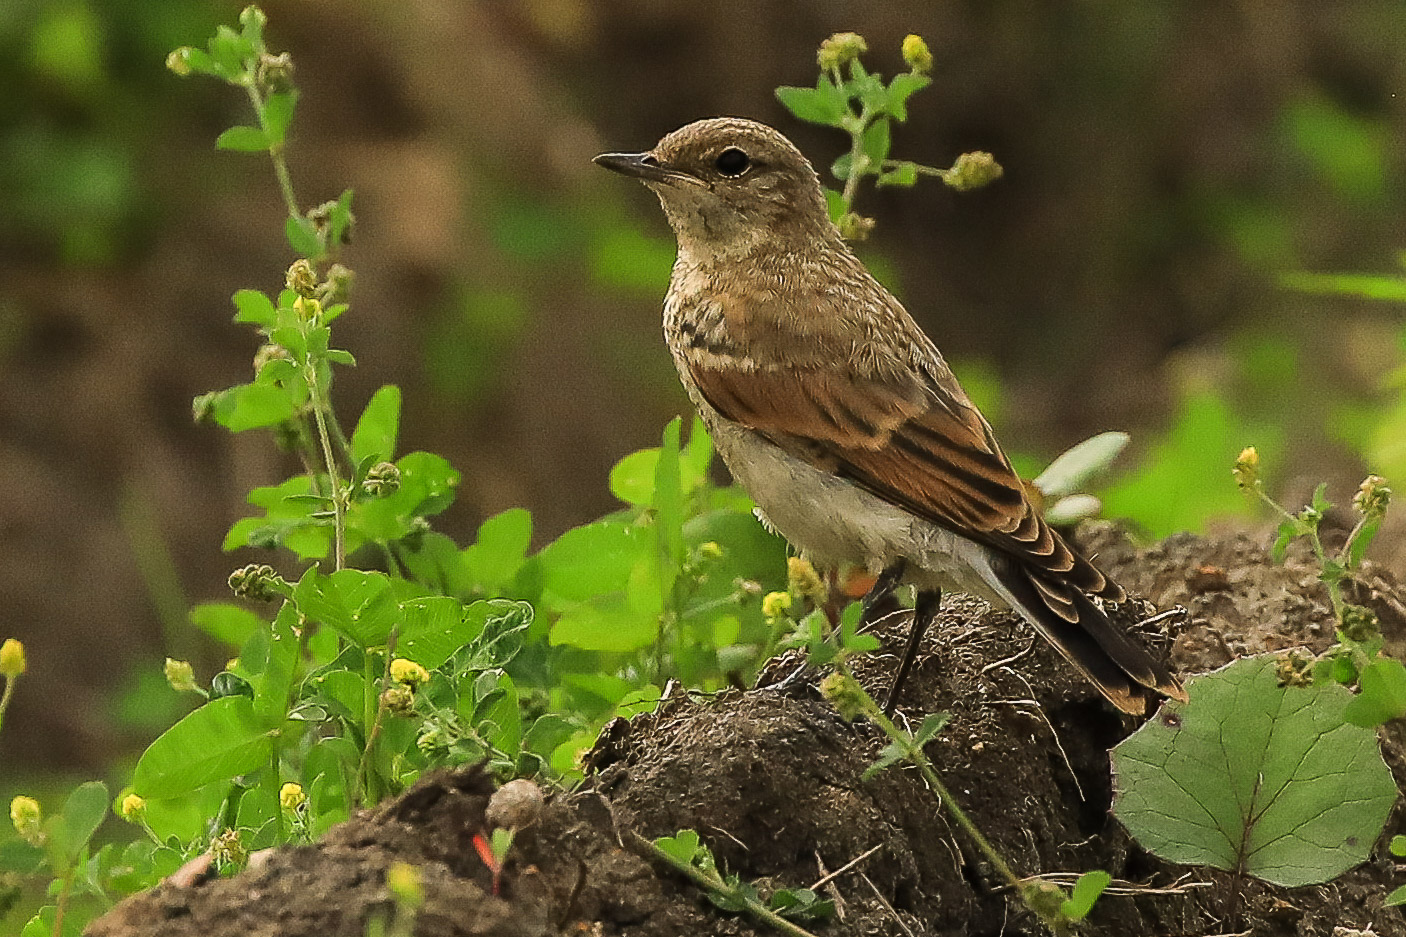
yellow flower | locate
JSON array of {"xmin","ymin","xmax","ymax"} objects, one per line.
[
  {"xmin": 762, "ymin": 591, "xmax": 793, "ymax": 620},
  {"xmin": 10, "ymin": 796, "xmax": 42, "ymax": 845},
  {"xmin": 390, "ymin": 658, "xmax": 430, "ymax": 688},
  {"xmin": 1232, "ymin": 446, "xmax": 1260, "ymax": 491},
  {"xmin": 120, "ymin": 794, "xmax": 147, "ymax": 822},
  {"xmin": 902, "ymin": 34, "xmax": 933, "ymax": 74},
  {"xmin": 279, "ymin": 782, "xmax": 307, "ymax": 812},
  {"xmin": 0, "ymin": 639, "xmax": 25, "ymax": 679}
]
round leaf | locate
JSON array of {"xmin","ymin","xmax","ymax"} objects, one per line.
[{"xmin": 1112, "ymin": 654, "xmax": 1396, "ymax": 887}]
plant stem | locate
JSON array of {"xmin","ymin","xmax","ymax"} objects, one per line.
[
  {"xmin": 855, "ymin": 683, "xmax": 1021, "ymax": 889},
  {"xmin": 1252, "ymin": 487, "xmax": 1344, "ymax": 620},
  {"xmin": 353, "ymin": 629, "xmax": 398, "ymax": 807},
  {"xmin": 51, "ymin": 868, "xmax": 74, "ymax": 937},
  {"xmin": 839, "ymin": 105, "xmax": 872, "ymax": 212},
  {"xmin": 630, "ymin": 832, "xmax": 822, "ymax": 937},
  {"xmin": 307, "ymin": 374, "xmax": 347, "ymax": 570},
  {"xmin": 0, "ymin": 675, "xmax": 15, "ymax": 736},
  {"xmin": 243, "ymin": 82, "xmax": 300, "ymax": 220},
  {"xmin": 881, "ymin": 159, "xmax": 954, "ymax": 182}
]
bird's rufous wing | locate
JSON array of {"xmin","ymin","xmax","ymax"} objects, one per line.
[{"xmin": 687, "ymin": 361, "xmax": 1124, "ymax": 606}]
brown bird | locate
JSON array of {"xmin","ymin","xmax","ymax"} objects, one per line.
[{"xmin": 594, "ymin": 117, "xmax": 1185, "ymax": 715}]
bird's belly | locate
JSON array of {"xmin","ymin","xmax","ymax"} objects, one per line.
[{"xmin": 703, "ymin": 414, "xmax": 1003, "ymax": 603}]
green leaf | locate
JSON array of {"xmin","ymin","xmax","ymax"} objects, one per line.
[
  {"xmin": 846, "ymin": 65, "xmax": 888, "ymax": 113},
  {"xmin": 232, "ymin": 289, "xmax": 277, "ymax": 327},
  {"xmin": 189, "ymin": 602, "xmax": 263, "ymax": 646},
  {"xmin": 397, "ymin": 596, "xmax": 480, "ymax": 670},
  {"xmin": 133, "ymin": 697, "xmax": 274, "ymax": 799},
  {"xmin": 537, "ymin": 519, "xmax": 646, "ymax": 605},
  {"xmin": 861, "ymin": 117, "xmax": 891, "ymax": 169},
  {"xmin": 261, "ymin": 91, "xmax": 297, "ymax": 145},
  {"xmin": 550, "ymin": 594, "xmax": 656, "ymax": 652},
  {"xmin": 1060, "ymin": 869, "xmax": 1110, "ymax": 921},
  {"xmin": 774, "ymin": 77, "xmax": 850, "ymax": 126},
  {"xmin": 654, "ymin": 829, "xmax": 703, "ymax": 865},
  {"xmin": 1387, "ymin": 884, "xmax": 1406, "ymax": 907},
  {"xmin": 1346, "ymin": 517, "xmax": 1382, "ymax": 569},
  {"xmin": 329, "ymin": 189, "xmax": 355, "ymax": 246},
  {"xmin": 863, "ymin": 738, "xmax": 908, "ymax": 780},
  {"xmin": 911, "ymin": 712, "xmax": 951, "ymax": 747},
  {"xmin": 462, "ymin": 508, "xmax": 533, "ymax": 594},
  {"xmin": 351, "ymin": 385, "xmax": 401, "ymax": 465},
  {"xmin": 1344, "ymin": 658, "xmax": 1406, "ymax": 727},
  {"xmin": 215, "ymin": 125, "xmax": 270, "ymax": 152},
  {"xmin": 207, "ymin": 382, "xmax": 297, "ymax": 432},
  {"xmin": 831, "ymin": 152, "xmax": 853, "ymax": 183},
  {"xmin": 610, "ymin": 448, "xmax": 659, "ymax": 506},
  {"xmin": 886, "ymin": 72, "xmax": 931, "ymax": 121},
  {"xmin": 294, "ymin": 569, "xmax": 400, "ymax": 647},
  {"xmin": 816, "ymin": 191, "xmax": 844, "ymax": 227},
  {"xmin": 285, "ymin": 216, "xmax": 322, "ymax": 258},
  {"xmin": 1391, "ymin": 834, "xmax": 1406, "ymax": 857},
  {"xmin": 1271, "ymin": 517, "xmax": 1299, "ymax": 563},
  {"xmin": 876, "ymin": 162, "xmax": 918, "ymax": 187},
  {"xmin": 54, "ymin": 781, "xmax": 109, "ymax": 864},
  {"xmin": 1034, "ymin": 432, "xmax": 1130, "ymax": 498},
  {"xmin": 1112, "ymin": 654, "xmax": 1397, "ymax": 887}
]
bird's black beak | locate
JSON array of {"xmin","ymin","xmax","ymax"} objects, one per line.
[{"xmin": 593, "ymin": 151, "xmax": 707, "ymax": 188}]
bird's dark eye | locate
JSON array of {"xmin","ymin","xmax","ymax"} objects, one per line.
[{"xmin": 714, "ymin": 147, "xmax": 751, "ymax": 177}]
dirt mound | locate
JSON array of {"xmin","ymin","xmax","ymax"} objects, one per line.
[{"xmin": 88, "ymin": 528, "xmax": 1406, "ymax": 936}]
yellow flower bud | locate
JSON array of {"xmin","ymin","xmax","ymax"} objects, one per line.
[
  {"xmin": 697, "ymin": 541, "xmax": 724, "ymax": 560},
  {"xmin": 164, "ymin": 658, "xmax": 198, "ymax": 693},
  {"xmin": 786, "ymin": 556, "xmax": 826, "ymax": 604},
  {"xmin": 292, "ymin": 296, "xmax": 321, "ymax": 321},
  {"xmin": 120, "ymin": 794, "xmax": 147, "ymax": 822},
  {"xmin": 0, "ymin": 639, "xmax": 26, "ymax": 678},
  {"xmin": 1232, "ymin": 446, "xmax": 1260, "ymax": 491},
  {"xmin": 279, "ymin": 782, "xmax": 307, "ymax": 812},
  {"xmin": 10, "ymin": 796, "xmax": 42, "ymax": 846},
  {"xmin": 390, "ymin": 658, "xmax": 430, "ymax": 688},
  {"xmin": 902, "ymin": 34, "xmax": 933, "ymax": 74},
  {"xmin": 762, "ymin": 591, "xmax": 793, "ymax": 620}
]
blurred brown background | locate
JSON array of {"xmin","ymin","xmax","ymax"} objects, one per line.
[{"xmin": 2, "ymin": 0, "xmax": 1404, "ymax": 782}]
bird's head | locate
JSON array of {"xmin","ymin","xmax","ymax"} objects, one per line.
[{"xmin": 594, "ymin": 117, "xmax": 836, "ymax": 259}]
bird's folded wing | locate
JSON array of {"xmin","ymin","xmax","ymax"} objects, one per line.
[{"xmin": 689, "ymin": 362, "xmax": 1123, "ymax": 603}]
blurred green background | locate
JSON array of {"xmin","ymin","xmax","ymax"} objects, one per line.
[{"xmin": 1, "ymin": 0, "xmax": 1403, "ymax": 787}]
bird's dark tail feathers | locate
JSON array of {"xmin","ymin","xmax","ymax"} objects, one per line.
[{"xmin": 987, "ymin": 558, "xmax": 1186, "ymax": 715}]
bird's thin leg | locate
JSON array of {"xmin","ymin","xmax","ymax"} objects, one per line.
[
  {"xmin": 883, "ymin": 588, "xmax": 940, "ymax": 716},
  {"xmin": 857, "ymin": 560, "xmax": 907, "ymax": 633}
]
